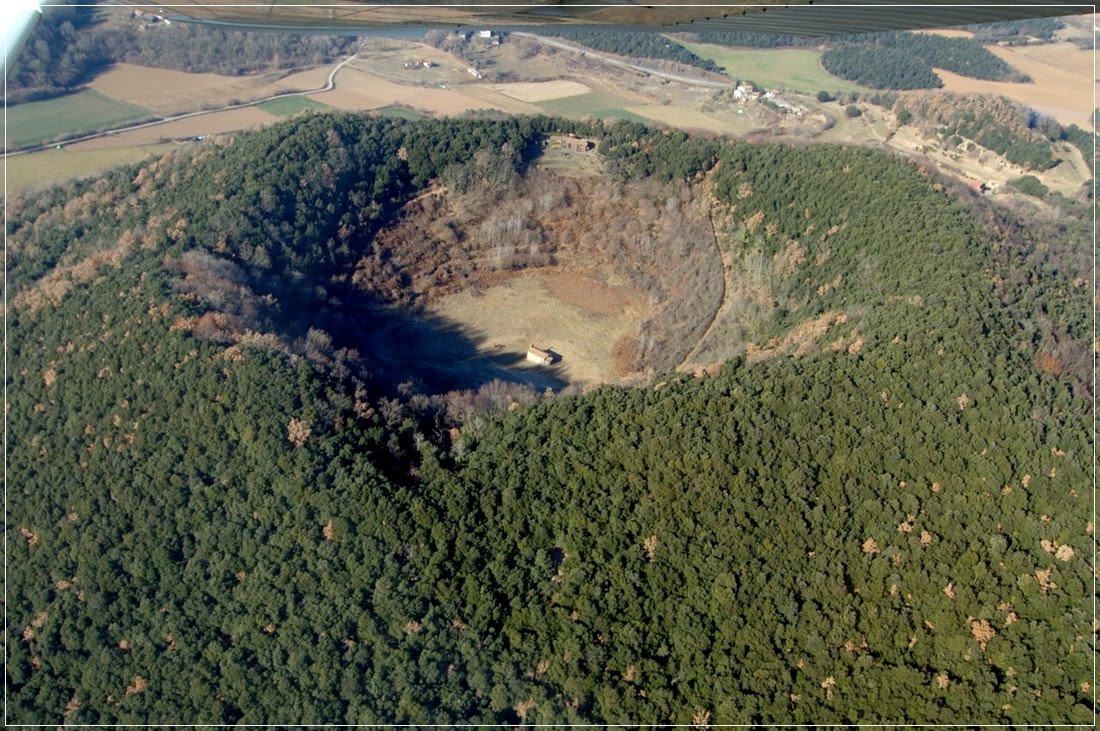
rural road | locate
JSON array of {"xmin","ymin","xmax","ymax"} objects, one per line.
[
  {"xmin": 512, "ymin": 32, "xmax": 730, "ymax": 89},
  {"xmin": 5, "ymin": 51, "xmax": 360, "ymax": 157}
]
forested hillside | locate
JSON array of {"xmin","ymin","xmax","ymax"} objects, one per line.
[
  {"xmin": 5, "ymin": 1, "xmax": 356, "ymax": 104},
  {"xmin": 7, "ymin": 114, "xmax": 1092, "ymax": 724}
]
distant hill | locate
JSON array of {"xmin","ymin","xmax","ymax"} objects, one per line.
[{"xmin": 5, "ymin": 1, "xmax": 356, "ymax": 105}]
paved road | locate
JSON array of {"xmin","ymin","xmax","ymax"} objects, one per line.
[
  {"xmin": 5, "ymin": 51, "xmax": 359, "ymax": 157},
  {"xmin": 511, "ymin": 32, "xmax": 730, "ymax": 90}
]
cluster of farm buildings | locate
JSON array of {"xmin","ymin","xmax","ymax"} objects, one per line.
[{"xmin": 732, "ymin": 81, "xmax": 806, "ymax": 116}]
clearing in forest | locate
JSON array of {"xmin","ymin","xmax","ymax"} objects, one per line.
[
  {"xmin": 675, "ymin": 42, "xmax": 871, "ymax": 94},
  {"xmin": 429, "ymin": 271, "xmax": 646, "ymax": 388}
]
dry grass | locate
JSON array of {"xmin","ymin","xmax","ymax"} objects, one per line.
[
  {"xmin": 884, "ymin": 125, "xmax": 1088, "ymax": 198},
  {"xmin": 625, "ymin": 104, "xmax": 744, "ymax": 134},
  {"xmin": 310, "ymin": 66, "xmax": 498, "ymax": 115},
  {"xmin": 491, "ymin": 80, "xmax": 591, "ymax": 102},
  {"xmin": 430, "ymin": 271, "xmax": 645, "ymax": 388},
  {"xmin": 90, "ymin": 63, "xmax": 305, "ymax": 116},
  {"xmin": 6, "ymin": 143, "xmax": 176, "ymax": 193},
  {"xmin": 70, "ymin": 107, "xmax": 278, "ymax": 149}
]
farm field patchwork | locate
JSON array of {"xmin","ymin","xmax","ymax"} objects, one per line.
[
  {"xmin": 6, "ymin": 90, "xmax": 151, "ymax": 149},
  {"xmin": 676, "ymin": 41, "xmax": 871, "ymax": 95},
  {"xmin": 935, "ymin": 42, "xmax": 1095, "ymax": 129},
  {"xmin": 310, "ymin": 67, "xmax": 497, "ymax": 115}
]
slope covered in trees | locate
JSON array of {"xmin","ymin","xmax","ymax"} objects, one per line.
[{"xmin": 7, "ymin": 114, "xmax": 1091, "ymax": 724}]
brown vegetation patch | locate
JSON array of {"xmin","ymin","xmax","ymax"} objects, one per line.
[
  {"xmin": 287, "ymin": 418, "xmax": 311, "ymax": 448},
  {"xmin": 970, "ymin": 618, "xmax": 996, "ymax": 651},
  {"xmin": 538, "ymin": 270, "xmax": 646, "ymax": 317},
  {"xmin": 124, "ymin": 676, "xmax": 148, "ymax": 697},
  {"xmin": 16, "ymin": 228, "xmax": 139, "ymax": 315},
  {"xmin": 772, "ymin": 239, "xmax": 807, "ymax": 277},
  {"xmin": 745, "ymin": 311, "xmax": 849, "ymax": 363}
]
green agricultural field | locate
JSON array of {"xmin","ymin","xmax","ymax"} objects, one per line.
[
  {"xmin": 676, "ymin": 41, "xmax": 872, "ymax": 95},
  {"xmin": 372, "ymin": 105, "xmax": 426, "ymax": 121},
  {"xmin": 5, "ymin": 90, "xmax": 151, "ymax": 149},
  {"xmin": 6, "ymin": 143, "xmax": 176, "ymax": 193},
  {"xmin": 257, "ymin": 95, "xmax": 331, "ymax": 117},
  {"xmin": 535, "ymin": 92, "xmax": 650, "ymax": 123}
]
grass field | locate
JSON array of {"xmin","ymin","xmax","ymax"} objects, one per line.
[
  {"xmin": 6, "ymin": 143, "xmax": 175, "ymax": 192},
  {"xmin": 372, "ymin": 105, "xmax": 426, "ymax": 120},
  {"xmin": 535, "ymin": 92, "xmax": 650, "ymax": 123},
  {"xmin": 6, "ymin": 91, "xmax": 151, "ymax": 149},
  {"xmin": 257, "ymin": 95, "xmax": 331, "ymax": 117},
  {"xmin": 676, "ymin": 41, "xmax": 871, "ymax": 95}
]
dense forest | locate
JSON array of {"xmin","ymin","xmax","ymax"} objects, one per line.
[
  {"xmin": 7, "ymin": 114, "xmax": 1092, "ymax": 724},
  {"xmin": 869, "ymin": 32, "xmax": 1027, "ymax": 82},
  {"xmin": 538, "ymin": 30, "xmax": 724, "ymax": 73},
  {"xmin": 822, "ymin": 32, "xmax": 1026, "ymax": 90},
  {"xmin": 821, "ymin": 44, "xmax": 943, "ymax": 90},
  {"xmin": 4, "ymin": 2, "xmax": 356, "ymax": 104}
]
